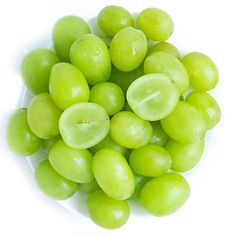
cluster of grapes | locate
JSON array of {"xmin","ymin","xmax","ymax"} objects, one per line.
[{"xmin": 7, "ymin": 6, "xmax": 220, "ymax": 229}]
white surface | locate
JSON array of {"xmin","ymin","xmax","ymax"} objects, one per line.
[{"xmin": 0, "ymin": 0, "xmax": 235, "ymax": 235}]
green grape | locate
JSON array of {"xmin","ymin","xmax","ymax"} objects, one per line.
[
  {"xmin": 43, "ymin": 135, "xmax": 61, "ymax": 153},
  {"xmin": 140, "ymin": 173, "xmax": 190, "ymax": 216},
  {"xmin": 144, "ymin": 52, "xmax": 189, "ymax": 94},
  {"xmin": 87, "ymin": 190, "xmax": 130, "ymax": 229},
  {"xmin": 149, "ymin": 122, "xmax": 169, "ymax": 146},
  {"xmin": 127, "ymin": 73, "xmax": 179, "ymax": 121},
  {"xmin": 27, "ymin": 93, "xmax": 62, "ymax": 139},
  {"xmin": 49, "ymin": 62, "xmax": 90, "ymax": 110},
  {"xmin": 98, "ymin": 5, "xmax": 134, "ymax": 37},
  {"xmin": 78, "ymin": 179, "xmax": 100, "ymax": 193},
  {"xmin": 49, "ymin": 139, "xmax": 94, "ymax": 183},
  {"xmin": 7, "ymin": 108, "xmax": 41, "ymax": 156},
  {"xmin": 136, "ymin": 8, "xmax": 174, "ymax": 41},
  {"xmin": 182, "ymin": 52, "xmax": 219, "ymax": 91},
  {"xmin": 52, "ymin": 16, "xmax": 90, "ymax": 62},
  {"xmin": 92, "ymin": 148, "xmax": 134, "ymax": 200},
  {"xmin": 89, "ymin": 133, "xmax": 129, "ymax": 158},
  {"xmin": 149, "ymin": 42, "xmax": 180, "ymax": 58},
  {"xmin": 129, "ymin": 175, "xmax": 149, "ymax": 200},
  {"xmin": 90, "ymin": 82, "xmax": 124, "ymax": 116},
  {"xmin": 186, "ymin": 91, "xmax": 221, "ymax": 130},
  {"xmin": 110, "ymin": 111, "xmax": 153, "ymax": 149},
  {"xmin": 165, "ymin": 138, "xmax": 205, "ymax": 172},
  {"xmin": 35, "ymin": 160, "xmax": 78, "ymax": 200},
  {"xmin": 110, "ymin": 27, "xmax": 147, "ymax": 72},
  {"xmin": 70, "ymin": 34, "xmax": 111, "ymax": 85},
  {"xmin": 161, "ymin": 101, "xmax": 207, "ymax": 143},
  {"xmin": 22, "ymin": 48, "xmax": 59, "ymax": 94},
  {"xmin": 59, "ymin": 102, "xmax": 110, "ymax": 149},
  {"xmin": 108, "ymin": 65, "xmax": 144, "ymax": 93},
  {"xmin": 129, "ymin": 144, "xmax": 171, "ymax": 177}
]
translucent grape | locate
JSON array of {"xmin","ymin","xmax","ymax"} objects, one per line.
[{"xmin": 149, "ymin": 122, "xmax": 169, "ymax": 146}]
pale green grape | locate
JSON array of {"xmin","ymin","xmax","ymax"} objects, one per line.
[
  {"xmin": 129, "ymin": 144, "xmax": 171, "ymax": 177},
  {"xmin": 78, "ymin": 179, "xmax": 100, "ymax": 193},
  {"xmin": 136, "ymin": 8, "xmax": 174, "ymax": 41},
  {"xmin": 22, "ymin": 48, "xmax": 59, "ymax": 94},
  {"xmin": 161, "ymin": 101, "xmax": 207, "ymax": 143},
  {"xmin": 35, "ymin": 160, "xmax": 78, "ymax": 200},
  {"xmin": 7, "ymin": 108, "xmax": 41, "ymax": 156},
  {"xmin": 43, "ymin": 135, "xmax": 61, "ymax": 153},
  {"xmin": 182, "ymin": 52, "xmax": 219, "ymax": 91},
  {"xmin": 89, "ymin": 133, "xmax": 129, "ymax": 158},
  {"xmin": 49, "ymin": 62, "xmax": 90, "ymax": 110},
  {"xmin": 49, "ymin": 139, "xmax": 94, "ymax": 183},
  {"xmin": 98, "ymin": 5, "xmax": 134, "ymax": 37},
  {"xmin": 108, "ymin": 65, "xmax": 144, "ymax": 93},
  {"xmin": 89, "ymin": 82, "xmax": 125, "ymax": 116},
  {"xmin": 129, "ymin": 175, "xmax": 149, "ymax": 200},
  {"xmin": 144, "ymin": 52, "xmax": 189, "ymax": 94},
  {"xmin": 110, "ymin": 27, "xmax": 147, "ymax": 72},
  {"xmin": 52, "ymin": 16, "xmax": 90, "ymax": 62},
  {"xmin": 59, "ymin": 102, "xmax": 110, "ymax": 149},
  {"xmin": 186, "ymin": 91, "xmax": 221, "ymax": 129},
  {"xmin": 149, "ymin": 42, "xmax": 180, "ymax": 58},
  {"xmin": 140, "ymin": 173, "xmax": 190, "ymax": 216},
  {"xmin": 70, "ymin": 34, "xmax": 111, "ymax": 85},
  {"xmin": 149, "ymin": 122, "xmax": 169, "ymax": 146},
  {"xmin": 27, "ymin": 93, "xmax": 62, "ymax": 139},
  {"xmin": 92, "ymin": 148, "xmax": 134, "ymax": 200},
  {"xmin": 110, "ymin": 111, "xmax": 153, "ymax": 149},
  {"xmin": 127, "ymin": 73, "xmax": 179, "ymax": 121},
  {"xmin": 165, "ymin": 138, "xmax": 205, "ymax": 172},
  {"xmin": 87, "ymin": 190, "xmax": 130, "ymax": 229}
]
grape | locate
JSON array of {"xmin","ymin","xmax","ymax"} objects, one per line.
[
  {"xmin": 149, "ymin": 42, "xmax": 180, "ymax": 58},
  {"xmin": 49, "ymin": 63, "xmax": 90, "ymax": 110},
  {"xmin": 108, "ymin": 65, "xmax": 144, "ymax": 93},
  {"xmin": 43, "ymin": 135, "xmax": 61, "ymax": 153},
  {"xmin": 22, "ymin": 48, "xmax": 59, "ymax": 94},
  {"xmin": 52, "ymin": 16, "xmax": 90, "ymax": 62},
  {"xmin": 186, "ymin": 91, "xmax": 221, "ymax": 129},
  {"xmin": 89, "ymin": 133, "xmax": 129, "ymax": 158},
  {"xmin": 110, "ymin": 27, "xmax": 147, "ymax": 72},
  {"xmin": 27, "ymin": 93, "xmax": 62, "ymax": 139},
  {"xmin": 59, "ymin": 102, "xmax": 110, "ymax": 149},
  {"xmin": 7, "ymin": 108, "xmax": 41, "ymax": 156},
  {"xmin": 182, "ymin": 52, "xmax": 219, "ymax": 91},
  {"xmin": 140, "ymin": 173, "xmax": 190, "ymax": 216},
  {"xmin": 129, "ymin": 144, "xmax": 171, "ymax": 177},
  {"xmin": 92, "ymin": 148, "xmax": 134, "ymax": 200},
  {"xmin": 127, "ymin": 73, "xmax": 179, "ymax": 121},
  {"xmin": 87, "ymin": 190, "xmax": 130, "ymax": 229},
  {"xmin": 136, "ymin": 8, "xmax": 174, "ymax": 41},
  {"xmin": 161, "ymin": 101, "xmax": 207, "ymax": 143},
  {"xmin": 165, "ymin": 138, "xmax": 205, "ymax": 172},
  {"xmin": 49, "ymin": 139, "xmax": 94, "ymax": 183},
  {"xmin": 35, "ymin": 160, "xmax": 78, "ymax": 200},
  {"xmin": 70, "ymin": 34, "xmax": 111, "ymax": 85},
  {"xmin": 78, "ymin": 179, "xmax": 100, "ymax": 193},
  {"xmin": 98, "ymin": 5, "xmax": 134, "ymax": 37},
  {"xmin": 144, "ymin": 52, "xmax": 189, "ymax": 94},
  {"xmin": 110, "ymin": 111, "xmax": 153, "ymax": 149},
  {"xmin": 89, "ymin": 82, "xmax": 125, "ymax": 116},
  {"xmin": 149, "ymin": 122, "xmax": 169, "ymax": 146},
  {"xmin": 129, "ymin": 175, "xmax": 149, "ymax": 200}
]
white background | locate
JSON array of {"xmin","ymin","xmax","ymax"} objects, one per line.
[{"xmin": 0, "ymin": 0, "xmax": 236, "ymax": 235}]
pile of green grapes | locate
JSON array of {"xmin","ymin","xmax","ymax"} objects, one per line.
[{"xmin": 7, "ymin": 6, "xmax": 221, "ymax": 229}]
